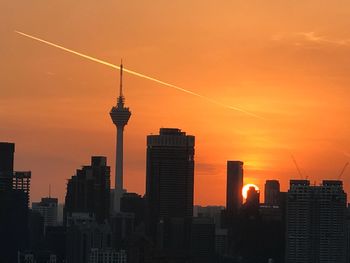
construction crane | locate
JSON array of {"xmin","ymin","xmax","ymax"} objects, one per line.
[
  {"xmin": 291, "ymin": 155, "xmax": 305, "ymax": 180},
  {"xmin": 338, "ymin": 162, "xmax": 349, "ymax": 180}
]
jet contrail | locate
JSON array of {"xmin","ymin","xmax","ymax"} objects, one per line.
[{"xmin": 15, "ymin": 30, "xmax": 264, "ymax": 119}]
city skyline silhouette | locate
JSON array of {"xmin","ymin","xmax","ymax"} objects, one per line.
[{"xmin": 2, "ymin": 1, "xmax": 350, "ymax": 207}]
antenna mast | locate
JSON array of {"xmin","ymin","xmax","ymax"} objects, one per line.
[{"xmin": 119, "ymin": 60, "xmax": 123, "ymax": 97}]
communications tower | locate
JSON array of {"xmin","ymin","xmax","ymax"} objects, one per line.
[{"xmin": 110, "ymin": 63, "xmax": 131, "ymax": 212}]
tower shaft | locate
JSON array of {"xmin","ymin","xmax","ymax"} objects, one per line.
[{"xmin": 115, "ymin": 126, "xmax": 124, "ymax": 191}]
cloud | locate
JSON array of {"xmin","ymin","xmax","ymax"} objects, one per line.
[{"xmin": 272, "ymin": 32, "xmax": 350, "ymax": 47}]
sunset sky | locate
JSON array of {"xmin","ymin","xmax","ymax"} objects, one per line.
[{"xmin": 1, "ymin": 0, "xmax": 350, "ymax": 205}]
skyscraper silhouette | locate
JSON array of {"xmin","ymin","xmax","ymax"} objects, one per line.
[
  {"xmin": 286, "ymin": 180, "xmax": 347, "ymax": 263},
  {"xmin": 32, "ymin": 197, "xmax": 58, "ymax": 232},
  {"xmin": 110, "ymin": 63, "xmax": 131, "ymax": 213},
  {"xmin": 226, "ymin": 161, "xmax": 244, "ymax": 216},
  {"xmin": 0, "ymin": 142, "xmax": 15, "ymax": 191},
  {"xmin": 64, "ymin": 156, "xmax": 110, "ymax": 225},
  {"xmin": 265, "ymin": 180, "xmax": 280, "ymax": 206},
  {"xmin": 145, "ymin": 128, "xmax": 195, "ymax": 241},
  {"xmin": 0, "ymin": 142, "xmax": 31, "ymax": 262}
]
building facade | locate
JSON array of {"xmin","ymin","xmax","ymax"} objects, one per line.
[
  {"xmin": 32, "ymin": 197, "xmax": 58, "ymax": 232},
  {"xmin": 0, "ymin": 142, "xmax": 31, "ymax": 261},
  {"xmin": 145, "ymin": 128, "xmax": 195, "ymax": 252},
  {"xmin": 226, "ymin": 161, "xmax": 244, "ymax": 216},
  {"xmin": 265, "ymin": 180, "xmax": 280, "ymax": 206},
  {"xmin": 0, "ymin": 142, "xmax": 15, "ymax": 191},
  {"xmin": 64, "ymin": 156, "xmax": 110, "ymax": 225},
  {"xmin": 286, "ymin": 180, "xmax": 347, "ymax": 263}
]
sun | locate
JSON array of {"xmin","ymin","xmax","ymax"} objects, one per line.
[{"xmin": 242, "ymin": 184, "xmax": 259, "ymax": 199}]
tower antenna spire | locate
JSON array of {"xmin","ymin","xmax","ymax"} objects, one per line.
[{"xmin": 119, "ymin": 59, "xmax": 123, "ymax": 98}]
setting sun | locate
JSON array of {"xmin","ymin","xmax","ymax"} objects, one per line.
[{"xmin": 242, "ymin": 184, "xmax": 259, "ymax": 199}]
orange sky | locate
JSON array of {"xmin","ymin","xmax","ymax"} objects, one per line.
[{"xmin": 1, "ymin": 0, "xmax": 350, "ymax": 205}]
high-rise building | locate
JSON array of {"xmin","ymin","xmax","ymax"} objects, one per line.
[
  {"xmin": 0, "ymin": 142, "xmax": 31, "ymax": 262},
  {"xmin": 13, "ymin": 171, "xmax": 31, "ymax": 206},
  {"xmin": 145, "ymin": 128, "xmax": 195, "ymax": 239},
  {"xmin": 32, "ymin": 197, "xmax": 58, "ymax": 232},
  {"xmin": 242, "ymin": 186, "xmax": 260, "ymax": 219},
  {"xmin": 264, "ymin": 180, "xmax": 280, "ymax": 206},
  {"xmin": 246, "ymin": 187, "xmax": 260, "ymax": 207},
  {"xmin": 346, "ymin": 205, "xmax": 350, "ymax": 263},
  {"xmin": 64, "ymin": 156, "xmax": 110, "ymax": 225},
  {"xmin": 226, "ymin": 161, "xmax": 243, "ymax": 216},
  {"xmin": 110, "ymin": 64, "xmax": 131, "ymax": 213},
  {"xmin": 286, "ymin": 180, "xmax": 347, "ymax": 263},
  {"xmin": 0, "ymin": 142, "xmax": 15, "ymax": 191}
]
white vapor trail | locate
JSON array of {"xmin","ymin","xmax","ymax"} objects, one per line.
[{"xmin": 15, "ymin": 30, "xmax": 264, "ymax": 119}]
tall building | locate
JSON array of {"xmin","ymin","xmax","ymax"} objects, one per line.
[
  {"xmin": 0, "ymin": 142, "xmax": 15, "ymax": 191},
  {"xmin": 346, "ymin": 205, "xmax": 350, "ymax": 263},
  {"xmin": 286, "ymin": 180, "xmax": 347, "ymax": 263},
  {"xmin": 246, "ymin": 186, "xmax": 260, "ymax": 207},
  {"xmin": 32, "ymin": 197, "xmax": 58, "ymax": 232},
  {"xmin": 226, "ymin": 161, "xmax": 244, "ymax": 216},
  {"xmin": 242, "ymin": 186, "xmax": 260, "ymax": 219},
  {"xmin": 110, "ymin": 64, "xmax": 131, "ymax": 213},
  {"xmin": 13, "ymin": 171, "xmax": 31, "ymax": 206},
  {"xmin": 265, "ymin": 180, "xmax": 280, "ymax": 206},
  {"xmin": 145, "ymin": 128, "xmax": 195, "ymax": 240},
  {"xmin": 64, "ymin": 156, "xmax": 110, "ymax": 225},
  {"xmin": 0, "ymin": 142, "xmax": 31, "ymax": 262}
]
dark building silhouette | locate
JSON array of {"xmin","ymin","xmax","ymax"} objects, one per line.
[
  {"xmin": 121, "ymin": 192, "xmax": 144, "ymax": 227},
  {"xmin": 45, "ymin": 226, "xmax": 67, "ymax": 262},
  {"xmin": 146, "ymin": 128, "xmax": 195, "ymax": 237},
  {"xmin": 194, "ymin": 205, "xmax": 224, "ymax": 229},
  {"xmin": 0, "ymin": 188, "xmax": 31, "ymax": 261},
  {"xmin": 110, "ymin": 212, "xmax": 135, "ymax": 249},
  {"xmin": 33, "ymin": 197, "xmax": 58, "ymax": 233},
  {"xmin": 226, "ymin": 161, "xmax": 243, "ymax": 216},
  {"xmin": 286, "ymin": 180, "xmax": 347, "ymax": 263},
  {"xmin": 244, "ymin": 186, "xmax": 260, "ymax": 215},
  {"xmin": 28, "ymin": 209, "xmax": 45, "ymax": 251},
  {"xmin": 145, "ymin": 128, "xmax": 194, "ymax": 261},
  {"xmin": 64, "ymin": 156, "xmax": 110, "ymax": 225},
  {"xmin": 264, "ymin": 180, "xmax": 280, "ymax": 206},
  {"xmin": 0, "ymin": 142, "xmax": 15, "ymax": 191},
  {"xmin": 13, "ymin": 171, "xmax": 31, "ymax": 206},
  {"xmin": 190, "ymin": 217, "xmax": 215, "ymax": 263},
  {"xmin": 66, "ymin": 222, "xmax": 113, "ymax": 263},
  {"xmin": 346, "ymin": 205, "xmax": 350, "ymax": 263},
  {"xmin": 0, "ymin": 142, "xmax": 31, "ymax": 262}
]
